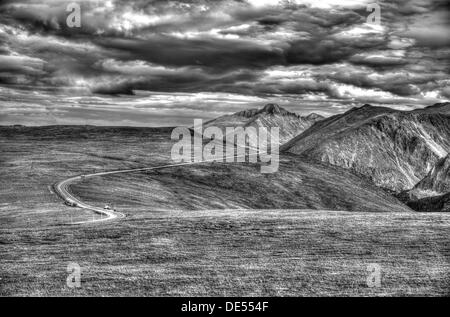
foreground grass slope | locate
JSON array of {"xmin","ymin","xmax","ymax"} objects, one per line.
[{"xmin": 1, "ymin": 211, "xmax": 449, "ymax": 296}]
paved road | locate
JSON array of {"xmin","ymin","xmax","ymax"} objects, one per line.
[{"xmin": 54, "ymin": 155, "xmax": 247, "ymax": 224}]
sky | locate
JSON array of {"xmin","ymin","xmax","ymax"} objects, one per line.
[{"xmin": 0, "ymin": 0, "xmax": 449, "ymax": 126}]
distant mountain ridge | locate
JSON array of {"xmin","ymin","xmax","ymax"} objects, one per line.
[
  {"xmin": 417, "ymin": 102, "xmax": 450, "ymax": 114},
  {"xmin": 282, "ymin": 103, "xmax": 450, "ymax": 192},
  {"xmin": 203, "ymin": 103, "xmax": 324, "ymax": 145}
]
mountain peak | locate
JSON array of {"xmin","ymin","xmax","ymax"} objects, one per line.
[
  {"xmin": 260, "ymin": 103, "xmax": 284, "ymax": 114},
  {"xmin": 346, "ymin": 104, "xmax": 397, "ymax": 117},
  {"xmin": 348, "ymin": 104, "xmax": 375, "ymax": 112},
  {"xmin": 233, "ymin": 104, "xmax": 293, "ymax": 118},
  {"xmin": 305, "ymin": 113, "xmax": 324, "ymax": 120}
]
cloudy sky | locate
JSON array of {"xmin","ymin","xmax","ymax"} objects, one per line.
[{"xmin": 0, "ymin": 0, "xmax": 449, "ymax": 126}]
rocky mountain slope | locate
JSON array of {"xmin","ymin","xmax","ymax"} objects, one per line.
[
  {"xmin": 203, "ymin": 104, "xmax": 324, "ymax": 145},
  {"xmin": 282, "ymin": 103, "xmax": 450, "ymax": 192},
  {"xmin": 398, "ymin": 155, "xmax": 450, "ymax": 212},
  {"xmin": 413, "ymin": 155, "xmax": 450, "ymax": 196}
]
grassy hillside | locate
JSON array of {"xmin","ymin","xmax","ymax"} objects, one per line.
[{"xmin": 70, "ymin": 155, "xmax": 411, "ymax": 213}]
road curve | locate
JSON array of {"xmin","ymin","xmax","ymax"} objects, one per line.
[{"xmin": 53, "ymin": 156, "xmax": 245, "ymax": 225}]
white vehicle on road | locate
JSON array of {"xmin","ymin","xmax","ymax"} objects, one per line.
[{"xmin": 65, "ymin": 201, "xmax": 77, "ymax": 207}]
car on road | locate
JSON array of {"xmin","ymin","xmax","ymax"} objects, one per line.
[{"xmin": 64, "ymin": 201, "xmax": 77, "ymax": 207}]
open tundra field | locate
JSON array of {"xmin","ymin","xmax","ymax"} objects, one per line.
[{"xmin": 1, "ymin": 126, "xmax": 449, "ymax": 296}]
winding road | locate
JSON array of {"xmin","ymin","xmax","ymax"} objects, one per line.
[{"xmin": 53, "ymin": 154, "xmax": 251, "ymax": 224}]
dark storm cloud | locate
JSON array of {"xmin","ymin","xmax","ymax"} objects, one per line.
[
  {"xmin": 0, "ymin": 0, "xmax": 448, "ymax": 126},
  {"xmin": 95, "ymin": 36, "xmax": 285, "ymax": 71},
  {"xmin": 91, "ymin": 64, "xmax": 262, "ymax": 96}
]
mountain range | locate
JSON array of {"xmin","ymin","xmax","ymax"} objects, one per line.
[
  {"xmin": 201, "ymin": 102, "xmax": 449, "ymax": 211},
  {"xmin": 281, "ymin": 103, "xmax": 450, "ymax": 193},
  {"xmin": 203, "ymin": 103, "xmax": 324, "ymax": 145},
  {"xmin": 204, "ymin": 103, "xmax": 450, "ymax": 211}
]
